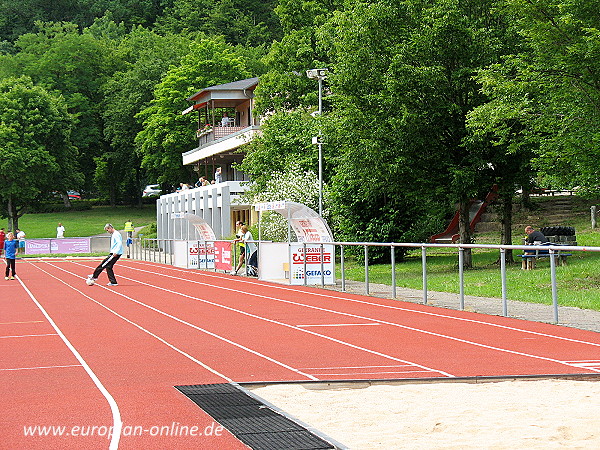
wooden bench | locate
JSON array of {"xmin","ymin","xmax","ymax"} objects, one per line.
[{"xmin": 521, "ymin": 247, "xmax": 572, "ymax": 270}]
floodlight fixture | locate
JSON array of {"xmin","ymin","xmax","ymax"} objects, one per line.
[{"xmin": 306, "ymin": 68, "xmax": 329, "ymax": 80}]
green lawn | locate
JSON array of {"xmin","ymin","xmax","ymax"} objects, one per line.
[{"xmin": 14, "ymin": 205, "xmax": 157, "ymax": 239}]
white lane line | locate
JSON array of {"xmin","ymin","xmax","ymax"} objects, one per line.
[
  {"xmin": 34, "ymin": 263, "xmax": 317, "ymax": 382},
  {"xmin": 0, "ymin": 333, "xmax": 58, "ymax": 339},
  {"xmin": 1, "ymin": 364, "xmax": 83, "ymax": 372},
  {"xmin": 315, "ymin": 370, "xmax": 434, "ymax": 376},
  {"xmin": 127, "ymin": 260, "xmax": 600, "ymax": 348},
  {"xmin": 563, "ymin": 360, "xmax": 600, "ymax": 363},
  {"xmin": 67, "ymin": 261, "xmax": 452, "ymax": 378},
  {"xmin": 0, "ymin": 320, "xmax": 45, "ymax": 325},
  {"xmin": 563, "ymin": 360, "xmax": 600, "ymax": 368},
  {"xmin": 296, "ymin": 323, "xmax": 380, "ymax": 328},
  {"xmin": 300, "ymin": 365, "xmax": 415, "ymax": 370},
  {"xmin": 16, "ymin": 277, "xmax": 123, "ymax": 450},
  {"xmin": 116, "ymin": 263, "xmax": 600, "ymax": 374}
]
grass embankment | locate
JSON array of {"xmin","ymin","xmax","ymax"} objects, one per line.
[{"xmin": 339, "ymin": 196, "xmax": 600, "ymax": 310}]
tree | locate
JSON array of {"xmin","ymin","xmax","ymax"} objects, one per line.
[
  {"xmin": 101, "ymin": 28, "xmax": 191, "ymax": 205},
  {"xmin": 0, "ymin": 0, "xmax": 168, "ymax": 42},
  {"xmin": 237, "ymin": 110, "xmax": 320, "ymax": 188},
  {"xmin": 322, "ymin": 0, "xmax": 512, "ymax": 265},
  {"xmin": 0, "ymin": 77, "xmax": 78, "ymax": 230},
  {"xmin": 157, "ymin": 0, "xmax": 281, "ymax": 47},
  {"xmin": 1, "ymin": 21, "xmax": 119, "ymax": 194},
  {"xmin": 474, "ymin": 0, "xmax": 600, "ymax": 197},
  {"xmin": 253, "ymin": 0, "xmax": 341, "ymax": 115}
]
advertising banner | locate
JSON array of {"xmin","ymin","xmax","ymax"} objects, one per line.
[
  {"xmin": 255, "ymin": 201, "xmax": 287, "ymax": 212},
  {"xmin": 214, "ymin": 241, "xmax": 232, "ymax": 271},
  {"xmin": 54, "ymin": 238, "xmax": 91, "ymax": 253},
  {"xmin": 289, "ymin": 217, "xmax": 333, "ymax": 243},
  {"xmin": 187, "ymin": 241, "xmax": 215, "ymax": 269},
  {"xmin": 25, "ymin": 238, "xmax": 91, "ymax": 255},
  {"xmin": 289, "ymin": 243, "xmax": 335, "ymax": 285},
  {"xmin": 25, "ymin": 240, "xmax": 51, "ymax": 255}
]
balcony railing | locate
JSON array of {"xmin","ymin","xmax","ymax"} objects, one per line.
[{"xmin": 196, "ymin": 125, "xmax": 246, "ymax": 147}]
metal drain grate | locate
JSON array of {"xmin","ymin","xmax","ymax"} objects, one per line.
[{"xmin": 176, "ymin": 383, "xmax": 338, "ymax": 450}]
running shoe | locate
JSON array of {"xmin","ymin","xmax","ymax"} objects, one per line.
[{"xmin": 107, "ymin": 282, "xmax": 118, "ymax": 286}]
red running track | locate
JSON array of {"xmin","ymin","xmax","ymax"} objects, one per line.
[{"xmin": 2, "ymin": 258, "xmax": 600, "ymax": 449}]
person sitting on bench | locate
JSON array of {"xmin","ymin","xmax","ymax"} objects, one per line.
[{"xmin": 525, "ymin": 226, "xmax": 548, "ymax": 247}]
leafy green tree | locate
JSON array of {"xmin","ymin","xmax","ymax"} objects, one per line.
[
  {"xmin": 101, "ymin": 29, "xmax": 191, "ymax": 205},
  {"xmin": 475, "ymin": 0, "xmax": 600, "ymax": 197},
  {"xmin": 136, "ymin": 37, "xmax": 250, "ymax": 187},
  {"xmin": 323, "ymin": 0, "xmax": 513, "ymax": 264},
  {"xmin": 1, "ymin": 21, "xmax": 119, "ymax": 193},
  {"xmin": 237, "ymin": 110, "xmax": 320, "ymax": 187},
  {"xmin": 0, "ymin": 0, "xmax": 168, "ymax": 42},
  {"xmin": 0, "ymin": 77, "xmax": 79, "ymax": 230},
  {"xmin": 157, "ymin": 0, "xmax": 281, "ymax": 47},
  {"xmin": 253, "ymin": 0, "xmax": 341, "ymax": 115}
]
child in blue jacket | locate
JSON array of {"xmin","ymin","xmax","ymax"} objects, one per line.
[{"xmin": 4, "ymin": 232, "xmax": 18, "ymax": 280}]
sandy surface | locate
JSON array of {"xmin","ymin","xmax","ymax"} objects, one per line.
[{"xmin": 250, "ymin": 379, "xmax": 600, "ymax": 449}]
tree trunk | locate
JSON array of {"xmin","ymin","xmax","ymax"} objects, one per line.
[
  {"xmin": 109, "ymin": 182, "xmax": 116, "ymax": 208},
  {"xmin": 498, "ymin": 191, "xmax": 514, "ymax": 264},
  {"xmin": 136, "ymin": 167, "xmax": 143, "ymax": 208},
  {"xmin": 7, "ymin": 195, "xmax": 18, "ymax": 231},
  {"xmin": 457, "ymin": 197, "xmax": 473, "ymax": 268},
  {"xmin": 61, "ymin": 192, "xmax": 72, "ymax": 208}
]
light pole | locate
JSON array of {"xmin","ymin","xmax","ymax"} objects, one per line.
[{"xmin": 306, "ymin": 68, "xmax": 328, "ymax": 217}]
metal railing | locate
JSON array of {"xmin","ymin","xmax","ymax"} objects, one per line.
[{"xmin": 130, "ymin": 238, "xmax": 600, "ymax": 324}]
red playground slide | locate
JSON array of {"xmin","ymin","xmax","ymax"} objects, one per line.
[{"xmin": 430, "ymin": 187, "xmax": 498, "ymax": 243}]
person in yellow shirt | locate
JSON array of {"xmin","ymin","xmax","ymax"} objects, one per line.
[
  {"xmin": 124, "ymin": 220, "xmax": 134, "ymax": 239},
  {"xmin": 124, "ymin": 220, "xmax": 135, "ymax": 258},
  {"xmin": 231, "ymin": 221, "xmax": 246, "ymax": 275}
]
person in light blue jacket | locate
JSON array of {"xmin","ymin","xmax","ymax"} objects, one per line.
[
  {"xmin": 4, "ymin": 232, "xmax": 18, "ymax": 280},
  {"xmin": 88, "ymin": 224, "xmax": 123, "ymax": 286}
]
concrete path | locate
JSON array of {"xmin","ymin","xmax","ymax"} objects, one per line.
[{"xmin": 321, "ymin": 280, "xmax": 600, "ymax": 333}]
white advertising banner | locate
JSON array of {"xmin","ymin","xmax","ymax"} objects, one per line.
[
  {"xmin": 289, "ymin": 243, "xmax": 335, "ymax": 285},
  {"xmin": 187, "ymin": 241, "xmax": 215, "ymax": 269},
  {"xmin": 289, "ymin": 217, "xmax": 333, "ymax": 243},
  {"xmin": 173, "ymin": 240, "xmax": 215, "ymax": 269},
  {"xmin": 255, "ymin": 201, "xmax": 287, "ymax": 212}
]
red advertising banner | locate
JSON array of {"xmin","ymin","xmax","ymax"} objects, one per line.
[{"xmin": 214, "ymin": 241, "xmax": 232, "ymax": 271}]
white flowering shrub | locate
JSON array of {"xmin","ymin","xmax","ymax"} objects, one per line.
[{"xmin": 238, "ymin": 162, "xmax": 329, "ymax": 242}]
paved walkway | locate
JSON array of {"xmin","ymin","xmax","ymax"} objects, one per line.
[{"xmin": 321, "ymin": 280, "xmax": 600, "ymax": 333}]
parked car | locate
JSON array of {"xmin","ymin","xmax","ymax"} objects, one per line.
[{"xmin": 142, "ymin": 184, "xmax": 162, "ymax": 197}]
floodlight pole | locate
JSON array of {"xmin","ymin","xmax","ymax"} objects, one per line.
[
  {"xmin": 307, "ymin": 68, "xmax": 328, "ymax": 217},
  {"xmin": 318, "ymin": 76, "xmax": 323, "ymax": 217}
]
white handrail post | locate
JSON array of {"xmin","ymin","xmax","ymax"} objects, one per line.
[
  {"xmin": 422, "ymin": 246, "xmax": 428, "ymax": 305},
  {"xmin": 550, "ymin": 248, "xmax": 559, "ymax": 323},
  {"xmin": 459, "ymin": 247, "xmax": 465, "ymax": 310},
  {"xmin": 500, "ymin": 248, "xmax": 508, "ymax": 316}
]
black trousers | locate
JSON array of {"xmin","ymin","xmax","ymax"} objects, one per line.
[
  {"xmin": 93, "ymin": 253, "xmax": 121, "ymax": 284},
  {"xmin": 5, "ymin": 258, "xmax": 16, "ymax": 277}
]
